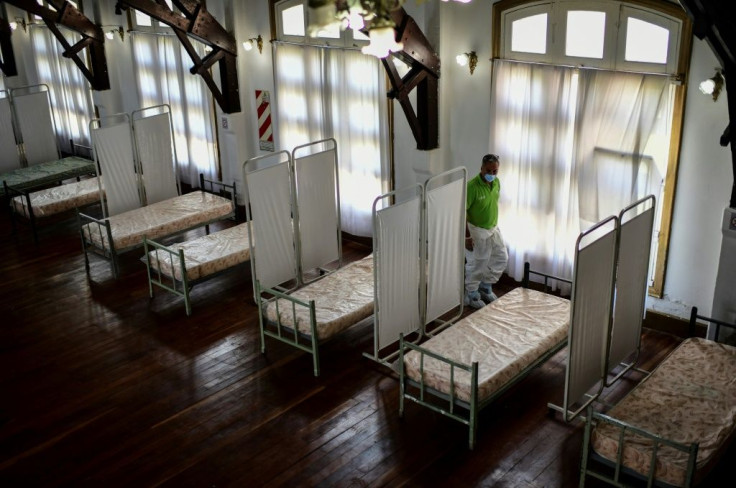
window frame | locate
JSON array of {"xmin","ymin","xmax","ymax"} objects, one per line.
[
  {"xmin": 501, "ymin": 2, "xmax": 554, "ymax": 62},
  {"xmin": 498, "ymin": 0, "xmax": 683, "ymax": 75},
  {"xmin": 557, "ymin": 1, "xmax": 619, "ymax": 69},
  {"xmin": 616, "ymin": 5, "xmax": 681, "ymax": 74}
]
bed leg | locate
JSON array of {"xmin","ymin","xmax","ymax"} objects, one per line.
[
  {"xmin": 184, "ymin": 288, "xmax": 192, "ymax": 317},
  {"xmin": 310, "ymin": 302, "xmax": 320, "ymax": 377},
  {"xmin": 399, "ymin": 334, "xmax": 406, "ymax": 418},
  {"xmin": 469, "ymin": 362, "xmax": 479, "ymax": 450},
  {"xmin": 579, "ymin": 407, "xmax": 593, "ymax": 488}
]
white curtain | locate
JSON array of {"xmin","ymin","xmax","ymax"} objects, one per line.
[
  {"xmin": 131, "ymin": 32, "xmax": 218, "ymax": 184},
  {"xmin": 29, "ymin": 26, "xmax": 94, "ymax": 151},
  {"xmin": 274, "ymin": 43, "xmax": 390, "ymax": 237},
  {"xmin": 490, "ymin": 59, "xmax": 673, "ymax": 282},
  {"xmin": 490, "ymin": 60, "xmax": 579, "ymax": 282},
  {"xmin": 575, "ymin": 70, "xmax": 671, "ymax": 229}
]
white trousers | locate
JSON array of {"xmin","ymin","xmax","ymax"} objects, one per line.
[{"xmin": 465, "ymin": 223, "xmax": 508, "ymax": 292}]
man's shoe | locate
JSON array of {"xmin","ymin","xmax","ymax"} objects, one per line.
[
  {"xmin": 464, "ymin": 290, "xmax": 485, "ymax": 310},
  {"xmin": 479, "ymin": 283, "xmax": 498, "ymax": 304}
]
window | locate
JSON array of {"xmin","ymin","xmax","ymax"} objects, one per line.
[
  {"xmin": 511, "ymin": 13, "xmax": 548, "ymax": 54},
  {"xmin": 28, "ymin": 23, "xmax": 94, "ymax": 150},
  {"xmin": 129, "ymin": 8, "xmax": 219, "ymax": 184},
  {"xmin": 565, "ymin": 11, "xmax": 606, "ymax": 59},
  {"xmin": 275, "ymin": 0, "xmax": 369, "ymax": 47},
  {"xmin": 493, "ymin": 0, "xmax": 691, "ymax": 296},
  {"xmin": 500, "ymin": 0, "xmax": 682, "ymax": 74},
  {"xmin": 130, "ymin": 0, "xmax": 178, "ymax": 31},
  {"xmin": 625, "ymin": 18, "xmax": 669, "ymax": 64},
  {"xmin": 272, "ymin": 0, "xmax": 389, "ymax": 236}
]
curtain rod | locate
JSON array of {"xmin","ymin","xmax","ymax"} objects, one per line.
[
  {"xmin": 492, "ymin": 57, "xmax": 676, "ymax": 79},
  {"xmin": 272, "ymin": 39, "xmax": 363, "ymax": 53}
]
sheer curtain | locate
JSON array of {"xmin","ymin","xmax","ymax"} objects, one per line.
[
  {"xmin": 130, "ymin": 32, "xmax": 218, "ymax": 184},
  {"xmin": 30, "ymin": 26, "xmax": 94, "ymax": 151},
  {"xmin": 490, "ymin": 60, "xmax": 673, "ymax": 282},
  {"xmin": 490, "ymin": 60, "xmax": 579, "ymax": 282},
  {"xmin": 575, "ymin": 70, "xmax": 671, "ymax": 229},
  {"xmin": 274, "ymin": 43, "xmax": 389, "ymax": 237}
]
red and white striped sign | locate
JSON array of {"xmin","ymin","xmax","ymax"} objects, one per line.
[{"xmin": 256, "ymin": 90, "xmax": 274, "ymax": 152}]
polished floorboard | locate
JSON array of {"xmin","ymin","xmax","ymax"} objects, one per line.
[{"xmin": 0, "ymin": 213, "xmax": 732, "ymax": 487}]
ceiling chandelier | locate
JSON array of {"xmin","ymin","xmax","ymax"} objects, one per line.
[{"xmin": 307, "ymin": 0, "xmax": 404, "ymax": 58}]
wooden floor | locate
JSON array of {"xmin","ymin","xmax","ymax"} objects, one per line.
[{"xmin": 0, "ymin": 213, "xmax": 732, "ymax": 487}]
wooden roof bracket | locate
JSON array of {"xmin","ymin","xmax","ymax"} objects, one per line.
[
  {"xmin": 116, "ymin": 0, "xmax": 240, "ymax": 114},
  {"xmin": 381, "ymin": 7, "xmax": 440, "ymax": 151},
  {"xmin": 2, "ymin": 0, "xmax": 110, "ymax": 90},
  {"xmin": 0, "ymin": 15, "xmax": 17, "ymax": 76}
]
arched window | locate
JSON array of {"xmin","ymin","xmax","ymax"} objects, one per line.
[{"xmin": 492, "ymin": 0, "xmax": 691, "ymax": 296}]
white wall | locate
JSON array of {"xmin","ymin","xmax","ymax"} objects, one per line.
[{"xmin": 652, "ymin": 38, "xmax": 732, "ymax": 318}]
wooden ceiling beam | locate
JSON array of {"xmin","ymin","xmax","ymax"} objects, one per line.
[
  {"xmin": 117, "ymin": 0, "xmax": 240, "ymax": 113},
  {"xmin": 2, "ymin": 0, "xmax": 110, "ymax": 90},
  {"xmin": 377, "ymin": 7, "xmax": 440, "ymax": 151},
  {"xmin": 0, "ymin": 16, "xmax": 17, "ymax": 77}
]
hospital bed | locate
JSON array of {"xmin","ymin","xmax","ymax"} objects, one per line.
[
  {"xmin": 399, "ymin": 212, "xmax": 621, "ymax": 449},
  {"xmin": 79, "ymin": 107, "xmax": 235, "ymax": 278},
  {"xmin": 0, "ymin": 156, "xmax": 95, "ymax": 199},
  {"xmin": 143, "ymin": 221, "xmax": 251, "ymax": 316},
  {"xmin": 579, "ymin": 309, "xmax": 736, "ymax": 487},
  {"xmin": 4, "ymin": 144, "xmax": 100, "ymax": 243},
  {"xmin": 246, "ymin": 140, "xmax": 366, "ymax": 376}
]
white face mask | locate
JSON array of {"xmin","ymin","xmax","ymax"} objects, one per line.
[{"xmin": 484, "ymin": 174, "xmax": 496, "ymax": 183}]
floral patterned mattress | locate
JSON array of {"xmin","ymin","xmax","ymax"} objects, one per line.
[
  {"xmin": 11, "ymin": 177, "xmax": 102, "ymax": 218},
  {"xmin": 146, "ymin": 222, "xmax": 250, "ymax": 281},
  {"xmin": 403, "ymin": 287, "xmax": 570, "ymax": 404},
  {"xmin": 264, "ymin": 254, "xmax": 374, "ymax": 340},
  {"xmin": 81, "ymin": 191, "xmax": 234, "ymax": 252},
  {"xmin": 592, "ymin": 337, "xmax": 736, "ymax": 487}
]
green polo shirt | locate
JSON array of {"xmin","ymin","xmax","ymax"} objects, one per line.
[{"xmin": 466, "ymin": 174, "xmax": 500, "ymax": 229}]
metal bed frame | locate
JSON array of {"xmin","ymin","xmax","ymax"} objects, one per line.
[
  {"xmin": 78, "ymin": 174, "xmax": 236, "ymax": 279},
  {"xmin": 245, "ymin": 142, "xmax": 353, "ymax": 377},
  {"xmin": 142, "ymin": 221, "xmax": 246, "ymax": 317},
  {"xmin": 398, "ymin": 265, "xmax": 572, "ymax": 449},
  {"xmin": 578, "ymin": 310, "xmax": 736, "ymax": 488},
  {"xmin": 4, "ymin": 144, "xmax": 96, "ymax": 243}
]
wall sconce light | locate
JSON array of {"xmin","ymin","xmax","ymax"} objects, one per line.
[
  {"xmin": 10, "ymin": 17, "xmax": 27, "ymax": 33},
  {"xmin": 456, "ymin": 51, "xmax": 478, "ymax": 75},
  {"xmin": 699, "ymin": 68, "xmax": 725, "ymax": 102},
  {"xmin": 105, "ymin": 26, "xmax": 125, "ymax": 42},
  {"xmin": 243, "ymin": 35, "xmax": 263, "ymax": 54}
]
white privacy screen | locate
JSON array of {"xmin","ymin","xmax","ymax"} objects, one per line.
[
  {"xmin": 426, "ymin": 178, "xmax": 464, "ymax": 323},
  {"xmin": 93, "ymin": 123, "xmax": 140, "ymax": 216},
  {"xmin": 295, "ymin": 150, "xmax": 339, "ymax": 273},
  {"xmin": 609, "ymin": 207, "xmax": 654, "ymax": 370},
  {"xmin": 0, "ymin": 96, "xmax": 20, "ymax": 171},
  {"xmin": 375, "ymin": 197, "xmax": 422, "ymax": 349},
  {"xmin": 134, "ymin": 113, "xmax": 178, "ymax": 204},
  {"xmin": 565, "ymin": 229, "xmax": 617, "ymax": 412},
  {"xmin": 247, "ymin": 163, "xmax": 297, "ymax": 289},
  {"xmin": 13, "ymin": 91, "xmax": 58, "ymax": 165}
]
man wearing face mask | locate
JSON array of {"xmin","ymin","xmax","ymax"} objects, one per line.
[{"xmin": 464, "ymin": 154, "xmax": 509, "ymax": 309}]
